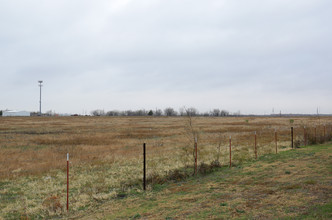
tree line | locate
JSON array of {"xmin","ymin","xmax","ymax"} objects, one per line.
[{"xmin": 90, "ymin": 108, "xmax": 230, "ymax": 117}]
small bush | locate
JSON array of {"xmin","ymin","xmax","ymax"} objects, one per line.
[
  {"xmin": 308, "ymin": 135, "xmax": 317, "ymax": 145},
  {"xmin": 210, "ymin": 160, "xmax": 222, "ymax": 168},
  {"xmin": 166, "ymin": 169, "xmax": 189, "ymax": 182},
  {"xmin": 198, "ymin": 161, "xmax": 222, "ymax": 175},
  {"xmin": 147, "ymin": 172, "xmax": 166, "ymax": 185},
  {"xmin": 308, "ymin": 133, "xmax": 331, "ymax": 145},
  {"xmin": 42, "ymin": 195, "xmax": 63, "ymax": 213},
  {"xmin": 198, "ymin": 162, "xmax": 211, "ymax": 174},
  {"xmin": 233, "ymin": 148, "xmax": 250, "ymax": 164},
  {"xmin": 131, "ymin": 213, "xmax": 141, "ymax": 219},
  {"xmin": 327, "ymin": 134, "xmax": 332, "ymax": 142},
  {"xmin": 294, "ymin": 140, "xmax": 301, "ymax": 148},
  {"xmin": 117, "ymin": 192, "xmax": 127, "ymax": 199}
]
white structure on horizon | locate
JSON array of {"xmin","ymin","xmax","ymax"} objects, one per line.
[{"xmin": 2, "ymin": 110, "xmax": 30, "ymax": 117}]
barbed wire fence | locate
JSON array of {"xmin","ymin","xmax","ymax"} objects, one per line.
[{"xmin": 0, "ymin": 121, "xmax": 331, "ymax": 219}]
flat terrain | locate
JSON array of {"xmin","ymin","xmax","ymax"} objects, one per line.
[
  {"xmin": 1, "ymin": 116, "xmax": 331, "ymax": 178},
  {"xmin": 77, "ymin": 144, "xmax": 332, "ymax": 219},
  {"xmin": 0, "ymin": 116, "xmax": 331, "ymax": 219}
]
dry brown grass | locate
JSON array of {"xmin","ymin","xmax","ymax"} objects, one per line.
[
  {"xmin": 79, "ymin": 144, "xmax": 332, "ymax": 219},
  {"xmin": 1, "ymin": 116, "xmax": 332, "ymax": 218},
  {"xmin": 1, "ymin": 116, "xmax": 332, "ymax": 178}
]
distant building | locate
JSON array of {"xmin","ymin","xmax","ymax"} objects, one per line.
[{"xmin": 2, "ymin": 110, "xmax": 30, "ymax": 117}]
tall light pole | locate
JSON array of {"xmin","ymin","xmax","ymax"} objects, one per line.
[{"xmin": 38, "ymin": 80, "xmax": 43, "ymax": 116}]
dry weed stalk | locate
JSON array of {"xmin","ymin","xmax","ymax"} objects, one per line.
[{"xmin": 182, "ymin": 108, "xmax": 201, "ymax": 169}]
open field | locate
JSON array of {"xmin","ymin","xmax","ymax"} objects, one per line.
[
  {"xmin": 0, "ymin": 116, "xmax": 332, "ymax": 219},
  {"xmin": 77, "ymin": 144, "xmax": 332, "ymax": 219}
]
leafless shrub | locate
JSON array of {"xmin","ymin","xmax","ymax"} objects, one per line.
[
  {"xmin": 164, "ymin": 107, "xmax": 177, "ymax": 116},
  {"xmin": 42, "ymin": 195, "xmax": 63, "ymax": 213}
]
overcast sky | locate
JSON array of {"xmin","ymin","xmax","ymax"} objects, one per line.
[{"xmin": 1, "ymin": 0, "xmax": 331, "ymax": 115}]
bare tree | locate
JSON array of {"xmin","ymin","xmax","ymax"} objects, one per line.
[
  {"xmin": 202, "ymin": 111, "xmax": 210, "ymax": 117},
  {"xmin": 91, "ymin": 109, "xmax": 105, "ymax": 116},
  {"xmin": 211, "ymin": 109, "xmax": 220, "ymax": 117},
  {"xmin": 106, "ymin": 110, "xmax": 120, "ymax": 116},
  {"xmin": 220, "ymin": 110, "xmax": 229, "ymax": 117},
  {"xmin": 154, "ymin": 109, "xmax": 163, "ymax": 116},
  {"xmin": 164, "ymin": 107, "xmax": 177, "ymax": 116},
  {"xmin": 179, "ymin": 107, "xmax": 186, "ymax": 116},
  {"xmin": 233, "ymin": 110, "xmax": 241, "ymax": 117},
  {"xmin": 185, "ymin": 107, "xmax": 199, "ymax": 117},
  {"xmin": 181, "ymin": 107, "xmax": 200, "ymax": 173},
  {"xmin": 136, "ymin": 109, "xmax": 147, "ymax": 116}
]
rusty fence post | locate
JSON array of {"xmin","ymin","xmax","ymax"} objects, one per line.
[
  {"xmin": 324, "ymin": 124, "xmax": 326, "ymax": 142},
  {"xmin": 254, "ymin": 131, "xmax": 257, "ymax": 159},
  {"xmin": 304, "ymin": 126, "xmax": 306, "ymax": 146},
  {"xmin": 194, "ymin": 136, "xmax": 198, "ymax": 176},
  {"xmin": 315, "ymin": 126, "xmax": 317, "ymax": 144},
  {"xmin": 67, "ymin": 153, "xmax": 69, "ymax": 212},
  {"xmin": 275, "ymin": 129, "xmax": 278, "ymax": 154},
  {"xmin": 143, "ymin": 143, "xmax": 146, "ymax": 191},
  {"xmin": 229, "ymin": 136, "xmax": 232, "ymax": 168}
]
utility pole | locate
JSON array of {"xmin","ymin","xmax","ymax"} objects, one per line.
[
  {"xmin": 317, "ymin": 107, "xmax": 319, "ymax": 117},
  {"xmin": 38, "ymin": 80, "xmax": 43, "ymax": 116}
]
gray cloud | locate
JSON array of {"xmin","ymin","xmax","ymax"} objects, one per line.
[{"xmin": 0, "ymin": 0, "xmax": 331, "ymax": 114}]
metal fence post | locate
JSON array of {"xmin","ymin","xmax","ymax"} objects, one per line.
[
  {"xmin": 304, "ymin": 126, "xmax": 306, "ymax": 146},
  {"xmin": 143, "ymin": 143, "xmax": 146, "ymax": 191},
  {"xmin": 291, "ymin": 127, "xmax": 294, "ymax": 149},
  {"xmin": 229, "ymin": 136, "xmax": 232, "ymax": 168},
  {"xmin": 275, "ymin": 129, "xmax": 278, "ymax": 154},
  {"xmin": 254, "ymin": 131, "xmax": 257, "ymax": 159},
  {"xmin": 194, "ymin": 136, "xmax": 198, "ymax": 176},
  {"xmin": 67, "ymin": 153, "xmax": 69, "ymax": 211}
]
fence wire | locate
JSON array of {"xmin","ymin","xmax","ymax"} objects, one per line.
[{"xmin": 0, "ymin": 117, "xmax": 332, "ymax": 219}]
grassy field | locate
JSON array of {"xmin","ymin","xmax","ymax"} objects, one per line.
[
  {"xmin": 76, "ymin": 143, "xmax": 332, "ymax": 219},
  {"xmin": 0, "ymin": 116, "xmax": 331, "ymax": 219}
]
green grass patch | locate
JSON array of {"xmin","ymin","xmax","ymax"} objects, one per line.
[
  {"xmin": 303, "ymin": 179, "xmax": 317, "ymax": 185},
  {"xmin": 98, "ymin": 144, "xmax": 332, "ymax": 219},
  {"xmin": 220, "ymin": 202, "xmax": 228, "ymax": 207},
  {"xmin": 130, "ymin": 213, "xmax": 141, "ymax": 219},
  {"xmin": 281, "ymin": 183, "xmax": 302, "ymax": 190},
  {"xmin": 2, "ymin": 143, "xmax": 331, "ymax": 219},
  {"xmin": 294, "ymin": 200, "xmax": 332, "ymax": 219}
]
